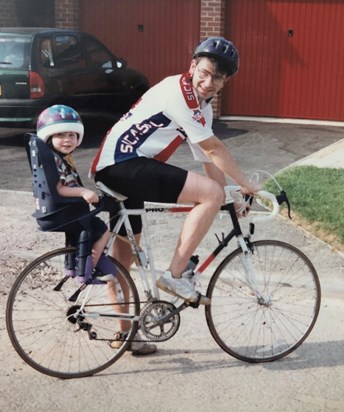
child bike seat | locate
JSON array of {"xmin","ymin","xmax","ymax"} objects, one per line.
[{"xmin": 25, "ymin": 133, "xmax": 86, "ymax": 228}]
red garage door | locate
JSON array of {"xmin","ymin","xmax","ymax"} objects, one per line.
[
  {"xmin": 223, "ymin": 0, "xmax": 344, "ymax": 121},
  {"xmin": 80, "ymin": 0, "xmax": 200, "ymax": 87}
]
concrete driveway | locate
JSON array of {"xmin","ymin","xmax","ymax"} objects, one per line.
[{"xmin": 0, "ymin": 120, "xmax": 343, "ymax": 411}]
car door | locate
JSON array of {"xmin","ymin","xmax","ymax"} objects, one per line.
[
  {"xmin": 37, "ymin": 33, "xmax": 103, "ymax": 111},
  {"xmin": 0, "ymin": 33, "xmax": 31, "ymax": 99},
  {"xmin": 38, "ymin": 32, "xmax": 133, "ymax": 115},
  {"xmin": 80, "ymin": 33, "xmax": 134, "ymax": 113}
]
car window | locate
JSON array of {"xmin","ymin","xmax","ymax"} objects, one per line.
[
  {"xmin": 0, "ymin": 36, "xmax": 31, "ymax": 69},
  {"xmin": 54, "ymin": 35, "xmax": 86, "ymax": 69},
  {"xmin": 40, "ymin": 38, "xmax": 54, "ymax": 67},
  {"xmin": 82, "ymin": 35, "xmax": 116, "ymax": 72}
]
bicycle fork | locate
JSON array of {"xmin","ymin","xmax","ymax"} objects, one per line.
[{"xmin": 237, "ymin": 236, "xmax": 270, "ymax": 306}]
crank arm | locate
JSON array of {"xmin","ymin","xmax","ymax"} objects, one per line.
[{"xmin": 156, "ymin": 302, "xmax": 189, "ymax": 326}]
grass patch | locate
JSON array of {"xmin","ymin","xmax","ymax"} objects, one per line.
[{"xmin": 264, "ymin": 165, "xmax": 344, "ymax": 251}]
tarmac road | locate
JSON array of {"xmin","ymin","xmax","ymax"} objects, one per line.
[
  {"xmin": 0, "ymin": 119, "xmax": 343, "ymax": 191},
  {"xmin": 0, "ymin": 120, "xmax": 344, "ymax": 411}
]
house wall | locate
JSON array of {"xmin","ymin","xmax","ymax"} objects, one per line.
[
  {"xmin": 222, "ymin": 0, "xmax": 344, "ymax": 121},
  {"xmin": 55, "ymin": 0, "xmax": 79, "ymax": 28},
  {"xmin": 1, "ymin": 0, "xmax": 342, "ymax": 121},
  {"xmin": 0, "ymin": 0, "xmax": 19, "ymax": 26}
]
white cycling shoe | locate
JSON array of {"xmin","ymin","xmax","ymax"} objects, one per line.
[{"xmin": 156, "ymin": 271, "xmax": 210, "ymax": 305}]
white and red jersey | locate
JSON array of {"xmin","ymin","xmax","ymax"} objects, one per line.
[{"xmin": 90, "ymin": 72, "xmax": 214, "ymax": 175}]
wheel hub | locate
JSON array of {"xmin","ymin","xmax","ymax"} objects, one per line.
[{"xmin": 66, "ymin": 305, "xmax": 84, "ymax": 324}]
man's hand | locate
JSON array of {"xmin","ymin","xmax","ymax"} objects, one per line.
[
  {"xmin": 236, "ymin": 182, "xmax": 262, "ymax": 218},
  {"xmin": 240, "ymin": 182, "xmax": 262, "ymax": 196}
]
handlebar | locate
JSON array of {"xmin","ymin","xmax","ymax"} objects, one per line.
[
  {"xmin": 251, "ymin": 190, "xmax": 280, "ymax": 223},
  {"xmin": 223, "ymin": 185, "xmax": 292, "ymax": 225}
]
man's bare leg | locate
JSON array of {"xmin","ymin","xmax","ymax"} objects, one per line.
[
  {"xmin": 109, "ymin": 235, "xmax": 140, "ymax": 331},
  {"xmin": 168, "ymin": 171, "xmax": 224, "ymax": 277},
  {"xmin": 109, "ymin": 235, "xmax": 157, "ymax": 354},
  {"xmin": 91, "ymin": 230, "xmax": 111, "ymax": 267},
  {"xmin": 112, "ymin": 234, "xmax": 140, "ymax": 273}
]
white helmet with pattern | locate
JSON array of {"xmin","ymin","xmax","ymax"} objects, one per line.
[{"xmin": 36, "ymin": 104, "xmax": 84, "ymax": 146}]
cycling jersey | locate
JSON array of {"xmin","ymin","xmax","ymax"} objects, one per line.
[{"xmin": 90, "ymin": 72, "xmax": 214, "ymax": 176}]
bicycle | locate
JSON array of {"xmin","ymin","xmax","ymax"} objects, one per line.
[{"xmin": 6, "ymin": 178, "xmax": 321, "ymax": 379}]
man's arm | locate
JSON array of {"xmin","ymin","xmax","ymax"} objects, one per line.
[
  {"xmin": 198, "ymin": 135, "xmax": 259, "ymax": 193},
  {"xmin": 202, "ymin": 162, "xmax": 226, "ymax": 186}
]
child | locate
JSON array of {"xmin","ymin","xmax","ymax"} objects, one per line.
[
  {"xmin": 33, "ymin": 105, "xmax": 156, "ymax": 354},
  {"xmin": 35, "ymin": 104, "xmax": 110, "ymax": 278}
]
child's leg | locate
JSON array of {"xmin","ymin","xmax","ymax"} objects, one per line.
[{"xmin": 65, "ymin": 231, "xmax": 79, "ymax": 248}]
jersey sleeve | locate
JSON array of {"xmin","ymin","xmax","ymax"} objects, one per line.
[
  {"xmin": 187, "ymin": 139, "xmax": 212, "ymax": 162},
  {"xmin": 165, "ymin": 75, "xmax": 214, "ymax": 144},
  {"xmin": 168, "ymin": 100, "xmax": 214, "ymax": 144}
]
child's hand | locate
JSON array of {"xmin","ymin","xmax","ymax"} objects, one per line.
[{"xmin": 82, "ymin": 189, "xmax": 99, "ymax": 204}]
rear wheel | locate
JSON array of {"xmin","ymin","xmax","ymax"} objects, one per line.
[
  {"xmin": 6, "ymin": 247, "xmax": 140, "ymax": 378},
  {"xmin": 206, "ymin": 240, "xmax": 321, "ymax": 362}
]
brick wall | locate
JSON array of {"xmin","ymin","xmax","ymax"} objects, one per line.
[
  {"xmin": 55, "ymin": 0, "xmax": 79, "ymax": 28},
  {"xmin": 200, "ymin": 0, "xmax": 226, "ymax": 117},
  {"xmin": 0, "ymin": 0, "xmax": 77, "ymax": 28},
  {"xmin": 0, "ymin": 0, "xmax": 19, "ymax": 26},
  {"xmin": 200, "ymin": 0, "xmax": 225, "ymax": 39}
]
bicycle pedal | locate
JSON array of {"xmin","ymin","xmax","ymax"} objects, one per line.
[
  {"xmin": 68, "ymin": 283, "xmax": 87, "ymax": 302},
  {"xmin": 53, "ymin": 275, "xmax": 69, "ymax": 291},
  {"xmin": 191, "ymin": 292, "xmax": 211, "ymax": 307}
]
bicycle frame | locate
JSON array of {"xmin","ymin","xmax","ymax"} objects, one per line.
[
  {"xmin": 7, "ymin": 181, "xmax": 320, "ymax": 378},
  {"xmin": 107, "ymin": 201, "xmax": 161, "ymax": 300},
  {"xmin": 75, "ymin": 186, "xmax": 281, "ymax": 320},
  {"xmin": 104, "ymin": 197, "xmax": 253, "ymax": 305}
]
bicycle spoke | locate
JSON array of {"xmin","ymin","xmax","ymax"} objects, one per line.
[
  {"xmin": 206, "ymin": 240, "xmax": 321, "ymax": 362},
  {"xmin": 6, "ymin": 248, "xmax": 140, "ymax": 378}
]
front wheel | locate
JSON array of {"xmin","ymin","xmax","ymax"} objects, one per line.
[
  {"xmin": 6, "ymin": 247, "xmax": 140, "ymax": 378},
  {"xmin": 205, "ymin": 240, "xmax": 321, "ymax": 362}
]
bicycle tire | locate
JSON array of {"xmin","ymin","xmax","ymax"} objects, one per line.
[
  {"xmin": 6, "ymin": 247, "xmax": 140, "ymax": 379},
  {"xmin": 205, "ymin": 240, "xmax": 321, "ymax": 362}
]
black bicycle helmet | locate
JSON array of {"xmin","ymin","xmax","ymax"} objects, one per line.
[{"xmin": 193, "ymin": 37, "xmax": 239, "ymax": 77}]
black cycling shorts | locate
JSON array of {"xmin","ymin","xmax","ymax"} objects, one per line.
[{"xmin": 95, "ymin": 157, "xmax": 188, "ymax": 234}]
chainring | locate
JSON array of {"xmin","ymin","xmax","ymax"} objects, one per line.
[{"xmin": 139, "ymin": 300, "xmax": 180, "ymax": 342}]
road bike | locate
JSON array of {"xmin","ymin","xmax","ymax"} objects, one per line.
[{"xmin": 6, "ymin": 179, "xmax": 321, "ymax": 379}]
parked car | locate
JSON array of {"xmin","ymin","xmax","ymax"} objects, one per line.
[{"xmin": 0, "ymin": 27, "xmax": 149, "ymax": 128}]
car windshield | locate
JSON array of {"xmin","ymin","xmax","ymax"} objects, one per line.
[{"xmin": 0, "ymin": 34, "xmax": 31, "ymax": 69}]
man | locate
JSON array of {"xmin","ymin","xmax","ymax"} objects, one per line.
[{"xmin": 91, "ymin": 36, "xmax": 260, "ymax": 319}]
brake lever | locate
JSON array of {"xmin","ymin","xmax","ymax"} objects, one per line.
[
  {"xmin": 276, "ymin": 190, "xmax": 292, "ymax": 219},
  {"xmin": 244, "ymin": 194, "xmax": 254, "ymax": 206},
  {"xmin": 241, "ymin": 194, "xmax": 253, "ymax": 217}
]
